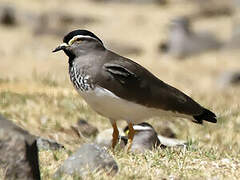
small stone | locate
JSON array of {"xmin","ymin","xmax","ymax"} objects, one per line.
[
  {"xmin": 221, "ymin": 158, "xmax": 230, "ymax": 164},
  {"xmin": 223, "ymin": 22, "xmax": 240, "ymax": 50},
  {"xmin": 217, "ymin": 71, "xmax": 240, "ymax": 88},
  {"xmin": 37, "ymin": 138, "xmax": 64, "ymax": 151},
  {"xmin": 193, "ymin": 0, "xmax": 233, "ymax": 18},
  {"xmin": 90, "ymin": 0, "xmax": 167, "ymax": 5},
  {"xmin": 159, "ymin": 16, "xmax": 221, "ymax": 59},
  {"xmin": 0, "ymin": 5, "xmax": 17, "ymax": 26},
  {"xmin": 33, "ymin": 11, "xmax": 97, "ymax": 37},
  {"xmin": 54, "ymin": 143, "xmax": 118, "ymax": 178},
  {"xmin": 71, "ymin": 119, "xmax": 99, "ymax": 138},
  {"xmin": 95, "ymin": 128, "xmax": 125, "ymax": 148},
  {"xmin": 40, "ymin": 116, "xmax": 48, "ymax": 125},
  {"xmin": 0, "ymin": 115, "xmax": 40, "ymax": 180}
]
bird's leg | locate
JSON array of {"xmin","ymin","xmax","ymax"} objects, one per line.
[
  {"xmin": 127, "ymin": 122, "xmax": 135, "ymax": 151},
  {"xmin": 111, "ymin": 121, "xmax": 119, "ymax": 149}
]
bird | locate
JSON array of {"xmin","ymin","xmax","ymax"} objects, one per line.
[
  {"xmin": 124, "ymin": 122, "xmax": 187, "ymax": 152},
  {"xmin": 53, "ymin": 29, "xmax": 217, "ymax": 150},
  {"xmin": 159, "ymin": 16, "xmax": 221, "ymax": 58},
  {"xmin": 123, "ymin": 122, "xmax": 162, "ymax": 153}
]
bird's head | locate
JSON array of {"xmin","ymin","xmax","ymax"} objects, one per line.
[
  {"xmin": 52, "ymin": 29, "xmax": 105, "ymax": 58},
  {"xmin": 124, "ymin": 122, "xmax": 155, "ymax": 135}
]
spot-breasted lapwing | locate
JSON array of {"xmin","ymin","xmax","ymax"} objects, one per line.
[{"xmin": 53, "ymin": 29, "xmax": 217, "ymax": 150}]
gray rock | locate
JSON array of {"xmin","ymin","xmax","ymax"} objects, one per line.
[
  {"xmin": 217, "ymin": 71, "xmax": 240, "ymax": 88},
  {"xmin": 95, "ymin": 128, "xmax": 125, "ymax": 148},
  {"xmin": 33, "ymin": 11, "xmax": 98, "ymax": 37},
  {"xmin": 193, "ymin": 0, "xmax": 233, "ymax": 18},
  {"xmin": 0, "ymin": 5, "xmax": 17, "ymax": 26},
  {"xmin": 160, "ymin": 16, "xmax": 222, "ymax": 58},
  {"xmin": 71, "ymin": 119, "xmax": 99, "ymax": 138},
  {"xmin": 90, "ymin": 0, "xmax": 167, "ymax": 5},
  {"xmin": 223, "ymin": 21, "xmax": 240, "ymax": 50},
  {"xmin": 0, "ymin": 115, "xmax": 40, "ymax": 180},
  {"xmin": 235, "ymin": 0, "xmax": 240, "ymax": 7},
  {"xmin": 54, "ymin": 143, "xmax": 118, "ymax": 178},
  {"xmin": 37, "ymin": 138, "xmax": 64, "ymax": 151}
]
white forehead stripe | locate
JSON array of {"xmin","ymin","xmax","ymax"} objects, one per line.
[
  {"xmin": 68, "ymin": 35, "xmax": 100, "ymax": 45},
  {"xmin": 133, "ymin": 125, "xmax": 153, "ymax": 131},
  {"xmin": 60, "ymin": 42, "xmax": 69, "ymax": 47}
]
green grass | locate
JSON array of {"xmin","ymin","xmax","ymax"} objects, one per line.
[{"xmin": 1, "ymin": 82, "xmax": 240, "ymax": 179}]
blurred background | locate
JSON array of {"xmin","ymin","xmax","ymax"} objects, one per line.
[
  {"xmin": 1, "ymin": 0, "xmax": 240, "ymax": 178},
  {"xmin": 1, "ymin": 0, "xmax": 240, "ymax": 155}
]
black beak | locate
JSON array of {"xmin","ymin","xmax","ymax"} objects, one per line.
[{"xmin": 52, "ymin": 43, "xmax": 69, "ymax": 53}]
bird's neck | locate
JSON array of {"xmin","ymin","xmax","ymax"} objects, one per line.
[
  {"xmin": 63, "ymin": 49, "xmax": 75, "ymax": 67},
  {"xmin": 68, "ymin": 56, "xmax": 75, "ymax": 67}
]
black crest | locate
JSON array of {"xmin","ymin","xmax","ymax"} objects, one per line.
[{"xmin": 63, "ymin": 29, "xmax": 103, "ymax": 45}]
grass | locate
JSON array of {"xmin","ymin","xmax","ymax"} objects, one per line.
[
  {"xmin": 38, "ymin": 145, "xmax": 240, "ymax": 179},
  {"xmin": 1, "ymin": 0, "xmax": 240, "ymax": 179}
]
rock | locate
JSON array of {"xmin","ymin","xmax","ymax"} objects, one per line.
[
  {"xmin": 71, "ymin": 119, "xmax": 99, "ymax": 138},
  {"xmin": 0, "ymin": 115, "xmax": 40, "ymax": 180},
  {"xmin": 33, "ymin": 13, "xmax": 67, "ymax": 37},
  {"xmin": 90, "ymin": 0, "xmax": 167, "ymax": 5},
  {"xmin": 217, "ymin": 71, "xmax": 240, "ymax": 88},
  {"xmin": 36, "ymin": 138, "xmax": 64, "ymax": 151},
  {"xmin": 0, "ymin": 5, "xmax": 17, "ymax": 26},
  {"xmin": 124, "ymin": 123, "xmax": 162, "ymax": 153},
  {"xmin": 33, "ymin": 11, "xmax": 97, "ymax": 37},
  {"xmin": 54, "ymin": 143, "xmax": 118, "ymax": 178},
  {"xmin": 222, "ymin": 0, "xmax": 240, "ymax": 50},
  {"xmin": 159, "ymin": 16, "xmax": 222, "ymax": 59},
  {"xmin": 223, "ymin": 21, "xmax": 240, "ymax": 50},
  {"xmin": 236, "ymin": 0, "xmax": 240, "ymax": 7},
  {"xmin": 193, "ymin": 0, "xmax": 233, "ymax": 18},
  {"xmin": 95, "ymin": 128, "xmax": 126, "ymax": 148}
]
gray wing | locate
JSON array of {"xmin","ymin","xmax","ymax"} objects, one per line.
[{"xmin": 95, "ymin": 51, "xmax": 204, "ymax": 117}]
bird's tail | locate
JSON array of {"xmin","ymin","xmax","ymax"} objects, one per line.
[{"xmin": 193, "ymin": 108, "xmax": 217, "ymax": 124}]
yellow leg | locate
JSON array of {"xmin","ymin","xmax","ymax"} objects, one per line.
[
  {"xmin": 111, "ymin": 121, "xmax": 119, "ymax": 149},
  {"xmin": 127, "ymin": 123, "xmax": 135, "ymax": 151}
]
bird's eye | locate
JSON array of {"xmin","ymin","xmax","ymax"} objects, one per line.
[{"xmin": 76, "ymin": 38, "xmax": 81, "ymax": 41}]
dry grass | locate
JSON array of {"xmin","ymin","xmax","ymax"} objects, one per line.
[{"xmin": 1, "ymin": 0, "xmax": 240, "ymax": 179}]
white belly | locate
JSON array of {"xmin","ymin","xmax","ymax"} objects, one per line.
[{"xmin": 77, "ymin": 86, "xmax": 180, "ymax": 124}]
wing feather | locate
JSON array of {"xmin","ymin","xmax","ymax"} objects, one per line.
[
  {"xmin": 103, "ymin": 63, "xmax": 137, "ymax": 84},
  {"xmin": 96, "ymin": 51, "xmax": 204, "ymax": 116}
]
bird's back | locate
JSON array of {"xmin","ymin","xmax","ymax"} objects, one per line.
[{"xmin": 94, "ymin": 50, "xmax": 204, "ymax": 116}]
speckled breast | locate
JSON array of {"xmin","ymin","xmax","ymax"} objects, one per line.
[{"xmin": 69, "ymin": 65, "xmax": 94, "ymax": 92}]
